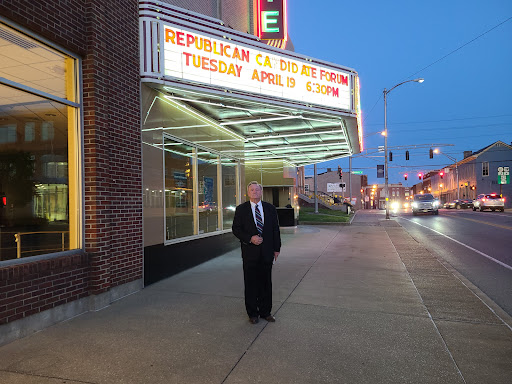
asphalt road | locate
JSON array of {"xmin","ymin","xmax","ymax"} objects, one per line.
[{"xmin": 392, "ymin": 208, "xmax": 512, "ymax": 317}]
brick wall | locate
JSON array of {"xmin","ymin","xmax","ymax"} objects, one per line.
[
  {"xmin": 0, "ymin": 253, "xmax": 88, "ymax": 325},
  {"xmin": 161, "ymin": 0, "xmax": 217, "ymax": 18},
  {"xmin": 0, "ymin": 0, "xmax": 143, "ymax": 324},
  {"xmin": 0, "ymin": 0, "xmax": 88, "ymax": 55},
  {"xmin": 82, "ymin": 0, "xmax": 142, "ymax": 293},
  {"xmin": 160, "ymin": 0, "xmax": 251, "ymax": 34}
]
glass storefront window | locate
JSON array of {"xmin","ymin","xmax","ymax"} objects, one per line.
[
  {"xmin": 0, "ymin": 23, "xmax": 76, "ymax": 103},
  {"xmin": 0, "ymin": 23, "xmax": 80, "ymax": 261},
  {"xmin": 142, "ymin": 85, "xmax": 242, "ymax": 244},
  {"xmin": 198, "ymin": 153, "xmax": 219, "ymax": 234},
  {"xmin": 164, "ymin": 137, "xmax": 195, "ymax": 240},
  {"xmin": 222, "ymin": 159, "xmax": 237, "ymax": 228}
]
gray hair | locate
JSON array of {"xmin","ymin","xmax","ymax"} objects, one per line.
[{"xmin": 247, "ymin": 181, "xmax": 262, "ymax": 190}]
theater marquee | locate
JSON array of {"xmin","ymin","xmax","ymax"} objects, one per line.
[{"xmin": 163, "ymin": 25, "xmax": 352, "ymax": 110}]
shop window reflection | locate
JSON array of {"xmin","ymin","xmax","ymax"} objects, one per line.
[
  {"xmin": 0, "ymin": 99, "xmax": 74, "ymax": 260},
  {"xmin": 0, "ymin": 23, "xmax": 79, "ymax": 262},
  {"xmin": 222, "ymin": 161, "xmax": 237, "ymax": 228},
  {"xmin": 164, "ymin": 139, "xmax": 195, "ymax": 240},
  {"xmin": 198, "ymin": 155, "xmax": 218, "ymax": 234}
]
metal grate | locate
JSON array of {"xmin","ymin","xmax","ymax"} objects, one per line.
[{"xmin": 0, "ymin": 28, "xmax": 38, "ymax": 49}]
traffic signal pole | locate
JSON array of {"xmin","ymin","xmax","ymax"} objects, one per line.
[
  {"xmin": 349, "ymin": 156, "xmax": 352, "ymax": 207},
  {"xmin": 384, "ymin": 89, "xmax": 389, "ymax": 219},
  {"xmin": 314, "ymin": 163, "xmax": 318, "ymax": 214}
]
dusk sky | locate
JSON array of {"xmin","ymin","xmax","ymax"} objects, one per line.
[{"xmin": 288, "ymin": 0, "xmax": 512, "ymax": 186}]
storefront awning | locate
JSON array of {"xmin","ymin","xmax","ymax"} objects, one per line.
[{"xmin": 140, "ymin": 2, "xmax": 362, "ymax": 167}]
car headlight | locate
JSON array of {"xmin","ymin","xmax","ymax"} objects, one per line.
[
  {"xmin": 391, "ymin": 202, "xmax": 399, "ymax": 210},
  {"xmin": 433, "ymin": 201, "xmax": 439, "ymax": 207},
  {"xmin": 412, "ymin": 202, "xmax": 418, "ymax": 208}
]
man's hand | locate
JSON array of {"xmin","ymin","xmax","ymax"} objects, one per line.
[
  {"xmin": 250, "ymin": 235, "xmax": 263, "ymax": 245},
  {"xmin": 274, "ymin": 251, "xmax": 280, "ymax": 261}
]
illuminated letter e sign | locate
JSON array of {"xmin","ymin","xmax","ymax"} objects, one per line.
[{"xmin": 257, "ymin": 0, "xmax": 288, "ymax": 42}]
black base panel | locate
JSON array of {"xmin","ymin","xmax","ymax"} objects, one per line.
[{"xmin": 144, "ymin": 233, "xmax": 239, "ymax": 285}]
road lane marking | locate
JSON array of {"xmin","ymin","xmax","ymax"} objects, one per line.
[
  {"xmin": 443, "ymin": 214, "xmax": 512, "ymax": 231},
  {"xmin": 441, "ymin": 214, "xmax": 512, "ymax": 231},
  {"xmin": 400, "ymin": 217, "xmax": 512, "ymax": 271}
]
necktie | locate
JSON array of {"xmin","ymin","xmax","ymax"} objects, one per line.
[{"xmin": 255, "ymin": 204, "xmax": 263, "ymax": 234}]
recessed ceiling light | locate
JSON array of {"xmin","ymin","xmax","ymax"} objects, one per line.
[{"xmin": 45, "ymin": 113, "xmax": 56, "ymax": 117}]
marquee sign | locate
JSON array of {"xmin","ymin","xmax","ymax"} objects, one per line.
[
  {"xmin": 256, "ymin": 0, "xmax": 288, "ymax": 43},
  {"xmin": 163, "ymin": 25, "xmax": 352, "ymax": 110}
]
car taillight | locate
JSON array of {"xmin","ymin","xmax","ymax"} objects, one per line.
[
  {"xmin": 502, "ymin": 198, "xmax": 505, "ymax": 202},
  {"xmin": 482, "ymin": 198, "xmax": 486, "ymax": 201}
]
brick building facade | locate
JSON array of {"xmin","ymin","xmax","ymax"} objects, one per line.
[{"xmin": 0, "ymin": 0, "xmax": 142, "ymax": 344}]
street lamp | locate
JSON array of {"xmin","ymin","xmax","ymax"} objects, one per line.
[
  {"xmin": 434, "ymin": 148, "xmax": 460, "ymax": 200},
  {"xmin": 384, "ymin": 78, "xmax": 424, "ymax": 219}
]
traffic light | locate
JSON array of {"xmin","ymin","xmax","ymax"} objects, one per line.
[
  {"xmin": 389, "ymin": 151, "xmax": 393, "ymax": 161},
  {"xmin": 405, "ymin": 150, "xmax": 409, "ymax": 160},
  {"xmin": 418, "ymin": 173, "xmax": 423, "ymax": 180},
  {"xmin": 338, "ymin": 166, "xmax": 342, "ymax": 179},
  {"xmin": 429, "ymin": 148, "xmax": 434, "ymax": 159},
  {"xmin": 0, "ymin": 194, "xmax": 5, "ymax": 207},
  {"xmin": 404, "ymin": 174, "xmax": 408, "ymax": 181},
  {"xmin": 439, "ymin": 171, "xmax": 444, "ymax": 179}
]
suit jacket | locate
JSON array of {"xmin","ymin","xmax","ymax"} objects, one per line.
[{"xmin": 232, "ymin": 201, "xmax": 281, "ymax": 264}]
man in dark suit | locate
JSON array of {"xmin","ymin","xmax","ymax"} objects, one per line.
[{"xmin": 232, "ymin": 181, "xmax": 281, "ymax": 324}]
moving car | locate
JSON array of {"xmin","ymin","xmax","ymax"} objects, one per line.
[
  {"xmin": 412, "ymin": 193, "xmax": 439, "ymax": 216},
  {"xmin": 446, "ymin": 199, "xmax": 473, "ymax": 209},
  {"xmin": 472, "ymin": 193, "xmax": 505, "ymax": 212}
]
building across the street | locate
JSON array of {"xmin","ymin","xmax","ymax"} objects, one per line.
[
  {"xmin": 0, "ymin": 0, "xmax": 362, "ymax": 345},
  {"xmin": 362, "ymin": 183, "xmax": 410, "ymax": 210},
  {"xmin": 303, "ymin": 168, "xmax": 366, "ymax": 209},
  {"xmin": 412, "ymin": 141, "xmax": 512, "ymax": 207}
]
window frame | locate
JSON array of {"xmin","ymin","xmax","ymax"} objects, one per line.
[
  {"xmin": 0, "ymin": 18, "xmax": 83, "ymax": 263},
  {"xmin": 482, "ymin": 161, "xmax": 489, "ymax": 177},
  {"xmin": 162, "ymin": 133, "xmax": 240, "ymax": 245}
]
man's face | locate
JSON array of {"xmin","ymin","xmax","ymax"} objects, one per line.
[{"xmin": 247, "ymin": 184, "xmax": 262, "ymax": 202}]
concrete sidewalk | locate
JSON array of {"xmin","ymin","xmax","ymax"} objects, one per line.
[{"xmin": 0, "ymin": 210, "xmax": 511, "ymax": 383}]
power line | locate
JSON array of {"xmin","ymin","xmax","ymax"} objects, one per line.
[
  {"xmin": 363, "ymin": 123, "xmax": 511, "ymax": 137},
  {"xmin": 405, "ymin": 16, "xmax": 512, "ymax": 79},
  {"xmin": 362, "ymin": 94, "xmax": 382, "ymax": 124},
  {"xmin": 364, "ymin": 113, "xmax": 512, "ymax": 126}
]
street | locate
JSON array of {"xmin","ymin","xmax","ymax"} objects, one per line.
[{"xmin": 393, "ymin": 208, "xmax": 512, "ymax": 317}]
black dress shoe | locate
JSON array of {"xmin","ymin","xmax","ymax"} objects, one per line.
[
  {"xmin": 249, "ymin": 317, "xmax": 259, "ymax": 324},
  {"xmin": 261, "ymin": 315, "xmax": 275, "ymax": 322}
]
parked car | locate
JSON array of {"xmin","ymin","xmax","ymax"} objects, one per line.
[
  {"xmin": 411, "ymin": 193, "xmax": 439, "ymax": 216},
  {"xmin": 472, "ymin": 193, "xmax": 505, "ymax": 212}
]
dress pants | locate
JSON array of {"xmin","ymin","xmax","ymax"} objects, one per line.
[{"xmin": 243, "ymin": 252, "xmax": 273, "ymax": 318}]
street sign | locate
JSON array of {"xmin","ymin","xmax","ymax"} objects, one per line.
[
  {"xmin": 498, "ymin": 166, "xmax": 510, "ymax": 185},
  {"xmin": 351, "ymin": 170, "xmax": 363, "ymax": 175},
  {"xmin": 327, "ymin": 183, "xmax": 345, "ymax": 192}
]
